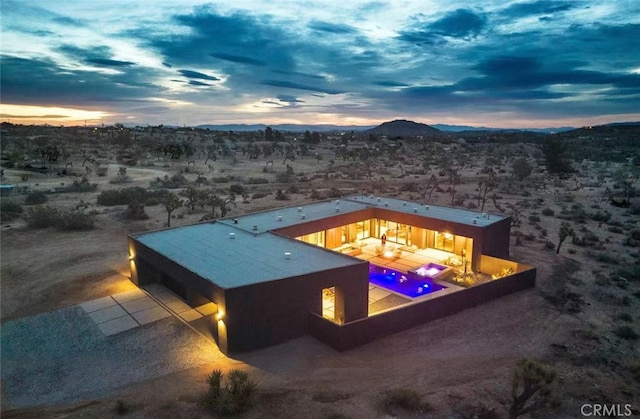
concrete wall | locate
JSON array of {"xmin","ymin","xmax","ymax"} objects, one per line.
[
  {"xmin": 223, "ymin": 262, "xmax": 369, "ymax": 353},
  {"xmin": 308, "ymin": 265, "xmax": 536, "ymax": 352}
]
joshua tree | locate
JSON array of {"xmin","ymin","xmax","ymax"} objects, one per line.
[
  {"xmin": 509, "ymin": 359, "xmax": 557, "ymax": 419},
  {"xmin": 117, "ymin": 166, "xmax": 127, "ymax": 177},
  {"xmin": 163, "ymin": 193, "xmax": 182, "ymax": 227},
  {"xmin": 556, "ymin": 221, "xmax": 574, "ymax": 254},
  {"xmin": 477, "ymin": 172, "xmax": 497, "ymax": 211}
]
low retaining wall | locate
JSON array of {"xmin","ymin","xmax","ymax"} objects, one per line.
[{"xmin": 309, "ymin": 265, "xmax": 536, "ymax": 351}]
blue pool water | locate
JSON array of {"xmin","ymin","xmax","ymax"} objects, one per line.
[{"xmin": 369, "ymin": 265, "xmax": 446, "ymax": 298}]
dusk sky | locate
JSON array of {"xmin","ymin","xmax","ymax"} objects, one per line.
[{"xmin": 1, "ymin": 0, "xmax": 639, "ymax": 128}]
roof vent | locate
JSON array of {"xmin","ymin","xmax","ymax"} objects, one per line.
[
  {"xmin": 335, "ymin": 207, "xmax": 340, "ymax": 212},
  {"xmin": 385, "ymin": 202, "xmax": 389, "ymax": 207},
  {"xmin": 377, "ymin": 197, "xmax": 381, "ymax": 202},
  {"xmin": 297, "ymin": 207, "xmax": 302, "ymax": 212},
  {"xmin": 229, "ymin": 233, "xmax": 235, "ymax": 239},
  {"xmin": 233, "ymin": 218, "xmax": 238, "ymax": 224},
  {"xmin": 301, "ymin": 214, "xmax": 306, "ymax": 219},
  {"xmin": 277, "ymin": 215, "xmax": 283, "ymax": 222},
  {"xmin": 403, "ymin": 201, "xmax": 407, "ymax": 206},
  {"xmin": 482, "ymin": 212, "xmax": 488, "ymax": 219},
  {"xmin": 425, "ymin": 205, "xmax": 430, "ymax": 210},
  {"xmin": 472, "ymin": 219, "xmax": 477, "ymax": 224},
  {"xmin": 336, "ymin": 199, "xmax": 340, "ymax": 205},
  {"xmin": 414, "ymin": 208, "xmax": 418, "ymax": 213},
  {"xmin": 284, "ymin": 252, "xmax": 291, "ymax": 260},
  {"xmin": 252, "ymin": 225, "xmax": 258, "ymax": 231}
]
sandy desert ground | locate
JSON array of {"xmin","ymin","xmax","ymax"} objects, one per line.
[{"xmin": 1, "ymin": 134, "xmax": 639, "ymax": 418}]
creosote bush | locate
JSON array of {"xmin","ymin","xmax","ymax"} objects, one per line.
[
  {"xmin": 376, "ymin": 388, "xmax": 431, "ymax": 416},
  {"xmin": 24, "ymin": 191, "xmax": 48, "ymax": 205},
  {"xmin": 25, "ymin": 205, "xmax": 95, "ymax": 231},
  {"xmin": 0, "ymin": 200, "xmax": 23, "ymax": 221},
  {"xmin": 201, "ymin": 369, "xmax": 257, "ymax": 415}
]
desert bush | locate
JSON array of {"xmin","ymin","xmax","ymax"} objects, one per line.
[
  {"xmin": 591, "ymin": 211, "xmax": 611, "ymax": 222},
  {"xmin": 114, "ymin": 399, "xmax": 130, "ymax": 415},
  {"xmin": 286, "ymin": 184, "xmax": 299, "ymax": 194},
  {"xmin": 275, "ymin": 189, "xmax": 289, "ymax": 200},
  {"xmin": 229, "ymin": 184, "xmax": 245, "ymax": 195},
  {"xmin": 594, "ymin": 252, "xmax": 618, "ymax": 265},
  {"xmin": 61, "ymin": 210, "xmax": 95, "ymax": 230},
  {"xmin": 542, "ymin": 208, "xmax": 555, "ymax": 216},
  {"xmin": 25, "ymin": 205, "xmax": 61, "ymax": 227},
  {"xmin": 25, "ymin": 191, "xmax": 48, "ymax": 205},
  {"xmin": 376, "ymin": 388, "xmax": 431, "ymax": 416},
  {"xmin": 608, "ymin": 226, "xmax": 624, "ymax": 234},
  {"xmin": 545, "ymin": 240, "xmax": 555, "ymax": 250},
  {"xmin": 310, "ymin": 189, "xmax": 322, "ymax": 200},
  {"xmin": 251, "ymin": 192, "xmax": 267, "ymax": 200},
  {"xmin": 528, "ymin": 214, "xmax": 541, "ymax": 223},
  {"xmin": 150, "ymin": 173, "xmax": 188, "ymax": 188},
  {"xmin": 97, "ymin": 187, "xmax": 167, "ymax": 206},
  {"xmin": 617, "ymin": 312, "xmax": 633, "ymax": 322},
  {"xmin": 0, "ymin": 200, "xmax": 23, "ymax": 221},
  {"xmin": 614, "ymin": 325, "xmax": 639, "ymax": 340},
  {"xmin": 201, "ymin": 369, "xmax": 257, "ymax": 415},
  {"xmin": 211, "ymin": 176, "xmax": 230, "ymax": 183},
  {"xmin": 124, "ymin": 201, "xmax": 149, "ymax": 220},
  {"xmin": 96, "ymin": 166, "xmax": 108, "ymax": 177},
  {"xmin": 109, "ymin": 176, "xmax": 131, "ymax": 184},
  {"xmin": 67, "ymin": 177, "xmax": 98, "ymax": 192},
  {"xmin": 246, "ymin": 177, "xmax": 269, "ymax": 184}
]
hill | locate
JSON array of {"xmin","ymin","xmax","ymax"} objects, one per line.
[{"xmin": 365, "ymin": 119, "xmax": 441, "ymax": 137}]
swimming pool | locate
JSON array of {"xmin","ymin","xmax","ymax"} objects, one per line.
[{"xmin": 369, "ymin": 264, "xmax": 446, "ymax": 298}]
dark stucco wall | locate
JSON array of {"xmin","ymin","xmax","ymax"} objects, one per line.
[
  {"xmin": 223, "ymin": 262, "xmax": 369, "ymax": 353},
  {"xmin": 308, "ymin": 265, "xmax": 536, "ymax": 352}
]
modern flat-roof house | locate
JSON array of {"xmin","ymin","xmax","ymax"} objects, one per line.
[{"xmin": 128, "ymin": 195, "xmax": 535, "ymax": 354}]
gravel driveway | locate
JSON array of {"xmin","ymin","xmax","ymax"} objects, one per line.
[{"xmin": 1, "ymin": 304, "xmax": 222, "ymax": 408}]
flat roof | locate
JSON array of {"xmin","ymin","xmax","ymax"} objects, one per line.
[
  {"xmin": 134, "ymin": 223, "xmax": 362, "ymax": 289},
  {"xmin": 219, "ymin": 195, "xmax": 506, "ymax": 231}
]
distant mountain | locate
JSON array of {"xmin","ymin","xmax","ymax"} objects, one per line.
[
  {"xmin": 196, "ymin": 123, "xmax": 375, "ymax": 132},
  {"xmin": 432, "ymin": 124, "xmax": 575, "ymax": 134},
  {"xmin": 365, "ymin": 119, "xmax": 440, "ymax": 136}
]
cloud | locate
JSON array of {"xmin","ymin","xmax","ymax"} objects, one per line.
[
  {"xmin": 209, "ymin": 52, "xmax": 267, "ymax": 66},
  {"xmin": 430, "ymin": 9, "xmax": 487, "ymax": 38},
  {"xmin": 277, "ymin": 95, "xmax": 304, "ymax": 103},
  {"xmin": 501, "ymin": 1, "xmax": 576, "ymax": 18},
  {"xmin": 308, "ymin": 21, "xmax": 357, "ymax": 34},
  {"xmin": 261, "ymin": 80, "xmax": 345, "ymax": 95},
  {"xmin": 178, "ymin": 69, "xmax": 219, "ymax": 81},
  {"xmin": 86, "ymin": 58, "xmax": 135, "ymax": 67},
  {"xmin": 272, "ymin": 70, "xmax": 326, "ymax": 80},
  {"xmin": 374, "ymin": 80, "xmax": 411, "ymax": 87},
  {"xmin": 188, "ymin": 80, "xmax": 211, "ymax": 86}
]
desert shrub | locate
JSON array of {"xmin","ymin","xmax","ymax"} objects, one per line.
[
  {"xmin": 97, "ymin": 187, "xmax": 168, "ymax": 206},
  {"xmin": 608, "ymin": 226, "xmax": 624, "ymax": 234},
  {"xmin": 275, "ymin": 189, "xmax": 289, "ymax": 200},
  {"xmin": 614, "ymin": 325, "xmax": 639, "ymax": 340},
  {"xmin": 96, "ymin": 166, "xmax": 108, "ymax": 176},
  {"xmin": 114, "ymin": 399, "xmax": 130, "ymax": 415},
  {"xmin": 400, "ymin": 181, "xmax": 420, "ymax": 192},
  {"xmin": 25, "ymin": 205, "xmax": 61, "ymax": 228},
  {"xmin": 310, "ymin": 189, "xmax": 322, "ymax": 200},
  {"xmin": 376, "ymin": 388, "xmax": 431, "ymax": 416},
  {"xmin": 591, "ymin": 211, "xmax": 611, "ymax": 222},
  {"xmin": 60, "ymin": 210, "xmax": 95, "ymax": 230},
  {"xmin": 251, "ymin": 192, "xmax": 267, "ymax": 200},
  {"xmin": 545, "ymin": 240, "xmax": 555, "ymax": 250},
  {"xmin": 0, "ymin": 200, "xmax": 24, "ymax": 221},
  {"xmin": 211, "ymin": 176, "xmax": 230, "ymax": 183},
  {"xmin": 229, "ymin": 184, "xmax": 245, "ymax": 195},
  {"xmin": 595, "ymin": 253, "xmax": 618, "ymax": 265},
  {"xmin": 24, "ymin": 191, "xmax": 48, "ymax": 205},
  {"xmin": 150, "ymin": 173, "xmax": 188, "ymax": 188},
  {"xmin": 201, "ymin": 369, "xmax": 257, "ymax": 415},
  {"xmin": 286, "ymin": 184, "xmax": 299, "ymax": 194},
  {"xmin": 326, "ymin": 187, "xmax": 342, "ymax": 198},
  {"xmin": 124, "ymin": 201, "xmax": 149, "ymax": 220},
  {"xmin": 275, "ymin": 171, "xmax": 294, "ymax": 183},
  {"xmin": 541, "ymin": 208, "xmax": 555, "ymax": 216},
  {"xmin": 109, "ymin": 176, "xmax": 131, "ymax": 184},
  {"xmin": 246, "ymin": 177, "xmax": 269, "ymax": 184},
  {"xmin": 67, "ymin": 177, "xmax": 98, "ymax": 192},
  {"xmin": 528, "ymin": 214, "xmax": 541, "ymax": 223},
  {"xmin": 617, "ymin": 312, "xmax": 633, "ymax": 322}
]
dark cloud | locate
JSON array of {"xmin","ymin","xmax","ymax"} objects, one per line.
[
  {"xmin": 0, "ymin": 114, "xmax": 69, "ymax": 119},
  {"xmin": 397, "ymin": 9, "xmax": 486, "ymax": 46},
  {"xmin": 52, "ymin": 16, "xmax": 84, "ymax": 26},
  {"xmin": 188, "ymin": 80, "xmax": 211, "ymax": 86},
  {"xmin": 272, "ymin": 70, "xmax": 325, "ymax": 80},
  {"xmin": 501, "ymin": 1, "xmax": 576, "ymax": 18},
  {"xmin": 86, "ymin": 58, "xmax": 135, "ymax": 67},
  {"xmin": 178, "ymin": 69, "xmax": 219, "ymax": 81},
  {"xmin": 308, "ymin": 21, "xmax": 357, "ymax": 34},
  {"xmin": 209, "ymin": 52, "xmax": 267, "ymax": 66},
  {"xmin": 277, "ymin": 95, "xmax": 304, "ymax": 103},
  {"xmin": 374, "ymin": 80, "xmax": 410, "ymax": 87},
  {"xmin": 0, "ymin": 55, "xmax": 162, "ymax": 106},
  {"xmin": 262, "ymin": 80, "xmax": 345, "ymax": 95},
  {"xmin": 430, "ymin": 9, "xmax": 487, "ymax": 38},
  {"xmin": 162, "ymin": 62, "xmax": 173, "ymax": 68}
]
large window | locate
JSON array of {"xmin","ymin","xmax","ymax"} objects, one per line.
[
  {"xmin": 434, "ymin": 231, "xmax": 454, "ymax": 252},
  {"xmin": 296, "ymin": 231, "xmax": 325, "ymax": 247}
]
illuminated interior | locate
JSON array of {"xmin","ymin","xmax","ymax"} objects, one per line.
[{"xmin": 296, "ymin": 218, "xmax": 473, "ymax": 269}]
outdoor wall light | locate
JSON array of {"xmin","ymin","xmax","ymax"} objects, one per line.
[
  {"xmin": 216, "ymin": 310, "xmax": 225, "ymax": 321},
  {"xmin": 128, "ymin": 254, "xmax": 135, "ymax": 260}
]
